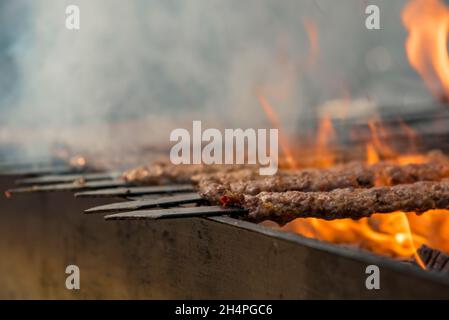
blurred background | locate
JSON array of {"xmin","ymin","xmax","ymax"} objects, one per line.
[{"xmin": 0, "ymin": 0, "xmax": 439, "ymax": 161}]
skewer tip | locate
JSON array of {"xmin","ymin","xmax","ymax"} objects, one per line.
[{"xmin": 84, "ymin": 207, "xmax": 97, "ymax": 214}]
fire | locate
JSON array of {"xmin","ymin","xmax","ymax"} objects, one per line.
[
  {"xmin": 314, "ymin": 116, "xmax": 336, "ymax": 167},
  {"xmin": 399, "ymin": 118, "xmax": 420, "ymax": 154},
  {"xmin": 367, "ymin": 120, "xmax": 396, "ymax": 159},
  {"xmin": 284, "ymin": 212, "xmax": 427, "ymax": 260},
  {"xmin": 302, "ymin": 18, "xmax": 318, "ymax": 67},
  {"xmin": 367, "ymin": 120, "xmax": 427, "ymax": 166},
  {"xmin": 281, "ymin": 119, "xmax": 448, "ymax": 266},
  {"xmin": 256, "ymin": 14, "xmax": 449, "ymax": 265},
  {"xmin": 402, "ymin": 0, "xmax": 449, "ymax": 99},
  {"xmin": 365, "ymin": 143, "xmax": 380, "ymax": 165},
  {"xmin": 257, "ymin": 93, "xmax": 298, "ymax": 169}
]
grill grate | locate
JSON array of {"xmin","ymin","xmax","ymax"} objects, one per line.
[{"xmin": 3, "ymin": 159, "xmax": 449, "ymax": 298}]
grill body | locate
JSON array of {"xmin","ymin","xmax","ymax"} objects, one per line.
[{"xmin": 1, "ymin": 186, "xmax": 449, "ymax": 298}]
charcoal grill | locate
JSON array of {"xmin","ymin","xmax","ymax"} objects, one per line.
[{"xmin": 2, "ymin": 157, "xmax": 449, "ymax": 299}]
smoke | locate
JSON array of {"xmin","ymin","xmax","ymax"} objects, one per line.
[{"xmin": 0, "ymin": 0, "xmax": 432, "ymax": 160}]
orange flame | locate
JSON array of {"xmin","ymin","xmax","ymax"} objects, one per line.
[
  {"xmin": 368, "ymin": 120, "xmax": 397, "ymax": 159},
  {"xmin": 365, "ymin": 143, "xmax": 380, "ymax": 165},
  {"xmin": 315, "ymin": 116, "xmax": 336, "ymax": 167},
  {"xmin": 402, "ymin": 0, "xmax": 449, "ymax": 99},
  {"xmin": 399, "ymin": 118, "xmax": 420, "ymax": 153},
  {"xmin": 257, "ymin": 93, "xmax": 298, "ymax": 169},
  {"xmin": 281, "ymin": 118, "xmax": 441, "ymax": 268},
  {"xmin": 398, "ymin": 213, "xmax": 427, "ymax": 269},
  {"xmin": 303, "ymin": 18, "xmax": 319, "ymax": 67},
  {"xmin": 255, "ymin": 13, "xmax": 449, "ymax": 267},
  {"xmin": 284, "ymin": 212, "xmax": 428, "ymax": 261}
]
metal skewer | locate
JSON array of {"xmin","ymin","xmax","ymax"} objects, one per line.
[
  {"xmin": 7, "ymin": 179, "xmax": 131, "ymax": 193},
  {"xmin": 84, "ymin": 193, "xmax": 204, "ymax": 214},
  {"xmin": 75, "ymin": 184, "xmax": 195, "ymax": 198},
  {"xmin": 0, "ymin": 165, "xmax": 85, "ymax": 177},
  {"xmin": 15, "ymin": 171, "xmax": 121, "ymax": 185},
  {"xmin": 104, "ymin": 205, "xmax": 247, "ymax": 220}
]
